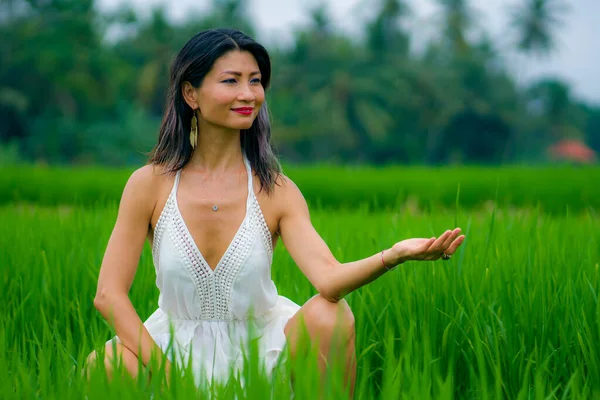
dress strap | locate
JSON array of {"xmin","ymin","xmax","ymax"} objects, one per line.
[
  {"xmin": 171, "ymin": 169, "xmax": 182, "ymax": 197},
  {"xmin": 244, "ymin": 156, "xmax": 253, "ymax": 199}
]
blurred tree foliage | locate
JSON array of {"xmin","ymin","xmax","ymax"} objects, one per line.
[{"xmin": 0, "ymin": 0, "xmax": 598, "ymax": 166}]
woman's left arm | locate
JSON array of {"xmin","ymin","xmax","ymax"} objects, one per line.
[{"xmin": 277, "ymin": 176, "xmax": 465, "ymax": 303}]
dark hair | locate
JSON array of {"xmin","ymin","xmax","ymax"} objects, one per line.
[{"xmin": 148, "ymin": 28, "xmax": 281, "ymax": 194}]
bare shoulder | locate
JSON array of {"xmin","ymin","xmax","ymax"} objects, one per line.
[
  {"xmin": 120, "ymin": 163, "xmax": 171, "ymax": 219},
  {"xmin": 124, "ymin": 164, "xmax": 164, "ymax": 197},
  {"xmin": 273, "ymin": 173, "xmax": 298, "ymax": 197},
  {"xmin": 272, "ymin": 173, "xmax": 309, "ymax": 215}
]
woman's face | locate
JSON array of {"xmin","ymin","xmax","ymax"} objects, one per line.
[{"xmin": 195, "ymin": 50, "xmax": 265, "ymax": 131}]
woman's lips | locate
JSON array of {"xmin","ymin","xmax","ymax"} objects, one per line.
[{"xmin": 232, "ymin": 107, "xmax": 253, "ymax": 115}]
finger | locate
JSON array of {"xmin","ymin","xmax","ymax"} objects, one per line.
[
  {"xmin": 422, "ymin": 237, "xmax": 436, "ymax": 251},
  {"xmin": 430, "ymin": 230, "xmax": 452, "ymax": 251},
  {"xmin": 417, "ymin": 237, "xmax": 437, "ymax": 256},
  {"xmin": 441, "ymin": 228, "xmax": 461, "ymax": 249},
  {"xmin": 444, "ymin": 235, "xmax": 466, "ymax": 255}
]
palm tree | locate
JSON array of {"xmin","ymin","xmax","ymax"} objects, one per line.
[
  {"xmin": 508, "ymin": 0, "xmax": 569, "ymax": 58},
  {"xmin": 366, "ymin": 0, "xmax": 411, "ymax": 55},
  {"xmin": 434, "ymin": 0, "xmax": 476, "ymax": 55}
]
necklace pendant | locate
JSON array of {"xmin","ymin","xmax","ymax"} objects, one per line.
[{"xmin": 212, "ymin": 205, "xmax": 218, "ymax": 211}]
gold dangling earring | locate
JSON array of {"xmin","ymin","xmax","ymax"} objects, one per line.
[{"xmin": 190, "ymin": 109, "xmax": 198, "ymax": 149}]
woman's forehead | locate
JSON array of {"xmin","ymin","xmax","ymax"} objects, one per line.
[{"xmin": 210, "ymin": 51, "xmax": 260, "ymax": 75}]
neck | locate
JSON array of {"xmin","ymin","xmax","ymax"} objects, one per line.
[{"xmin": 189, "ymin": 121, "xmax": 245, "ymax": 175}]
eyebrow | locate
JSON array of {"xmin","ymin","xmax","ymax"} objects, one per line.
[{"xmin": 220, "ymin": 70, "xmax": 261, "ymax": 77}]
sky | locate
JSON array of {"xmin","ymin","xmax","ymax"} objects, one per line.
[{"xmin": 96, "ymin": 0, "xmax": 600, "ymax": 104}]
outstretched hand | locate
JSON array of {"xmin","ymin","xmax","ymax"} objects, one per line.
[{"xmin": 387, "ymin": 228, "xmax": 466, "ymax": 266}]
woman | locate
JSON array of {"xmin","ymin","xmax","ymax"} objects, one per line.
[{"xmin": 86, "ymin": 28, "xmax": 465, "ymax": 397}]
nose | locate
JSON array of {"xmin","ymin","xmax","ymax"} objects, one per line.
[{"xmin": 237, "ymin": 84, "xmax": 256, "ymax": 102}]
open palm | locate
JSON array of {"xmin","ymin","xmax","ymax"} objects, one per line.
[{"xmin": 392, "ymin": 228, "xmax": 465, "ymax": 262}]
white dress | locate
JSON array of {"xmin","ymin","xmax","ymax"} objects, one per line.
[{"xmin": 109, "ymin": 156, "xmax": 301, "ymax": 387}]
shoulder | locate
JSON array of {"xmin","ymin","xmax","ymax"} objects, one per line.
[
  {"xmin": 273, "ymin": 173, "xmax": 301, "ymax": 197},
  {"xmin": 272, "ymin": 173, "xmax": 309, "ymax": 215},
  {"xmin": 252, "ymin": 171, "xmax": 310, "ymax": 234},
  {"xmin": 120, "ymin": 163, "xmax": 172, "ymax": 215},
  {"xmin": 125, "ymin": 164, "xmax": 167, "ymax": 193}
]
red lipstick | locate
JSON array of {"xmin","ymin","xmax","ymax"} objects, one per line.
[{"xmin": 232, "ymin": 107, "xmax": 253, "ymax": 115}]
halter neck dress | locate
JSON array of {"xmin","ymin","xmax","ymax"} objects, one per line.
[{"xmin": 108, "ymin": 156, "xmax": 301, "ymax": 387}]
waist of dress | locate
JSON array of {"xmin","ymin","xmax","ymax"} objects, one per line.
[{"xmin": 161, "ymin": 309, "xmax": 265, "ymax": 323}]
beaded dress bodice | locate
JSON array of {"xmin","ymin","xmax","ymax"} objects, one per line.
[{"xmin": 150, "ymin": 156, "xmax": 277, "ymax": 321}]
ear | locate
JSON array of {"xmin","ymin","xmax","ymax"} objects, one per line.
[{"xmin": 181, "ymin": 81, "xmax": 199, "ymax": 110}]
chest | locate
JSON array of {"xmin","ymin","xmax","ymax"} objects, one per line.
[{"xmin": 150, "ymin": 174, "xmax": 280, "ymax": 271}]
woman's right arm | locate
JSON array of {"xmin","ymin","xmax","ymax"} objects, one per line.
[{"xmin": 93, "ymin": 164, "xmax": 168, "ymax": 369}]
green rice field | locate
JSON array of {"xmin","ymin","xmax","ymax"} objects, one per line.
[
  {"xmin": 3, "ymin": 165, "xmax": 600, "ymax": 214},
  {"xmin": 1, "ymin": 165, "xmax": 599, "ymax": 399}
]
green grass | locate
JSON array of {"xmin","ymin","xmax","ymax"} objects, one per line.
[
  {"xmin": 2, "ymin": 164, "xmax": 599, "ymax": 214},
  {"xmin": 1, "ymin": 201, "xmax": 599, "ymax": 398}
]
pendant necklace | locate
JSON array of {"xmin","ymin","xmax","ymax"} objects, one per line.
[
  {"xmin": 204, "ymin": 180, "xmax": 229, "ymax": 212},
  {"xmin": 199, "ymin": 169, "xmax": 242, "ymax": 212}
]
